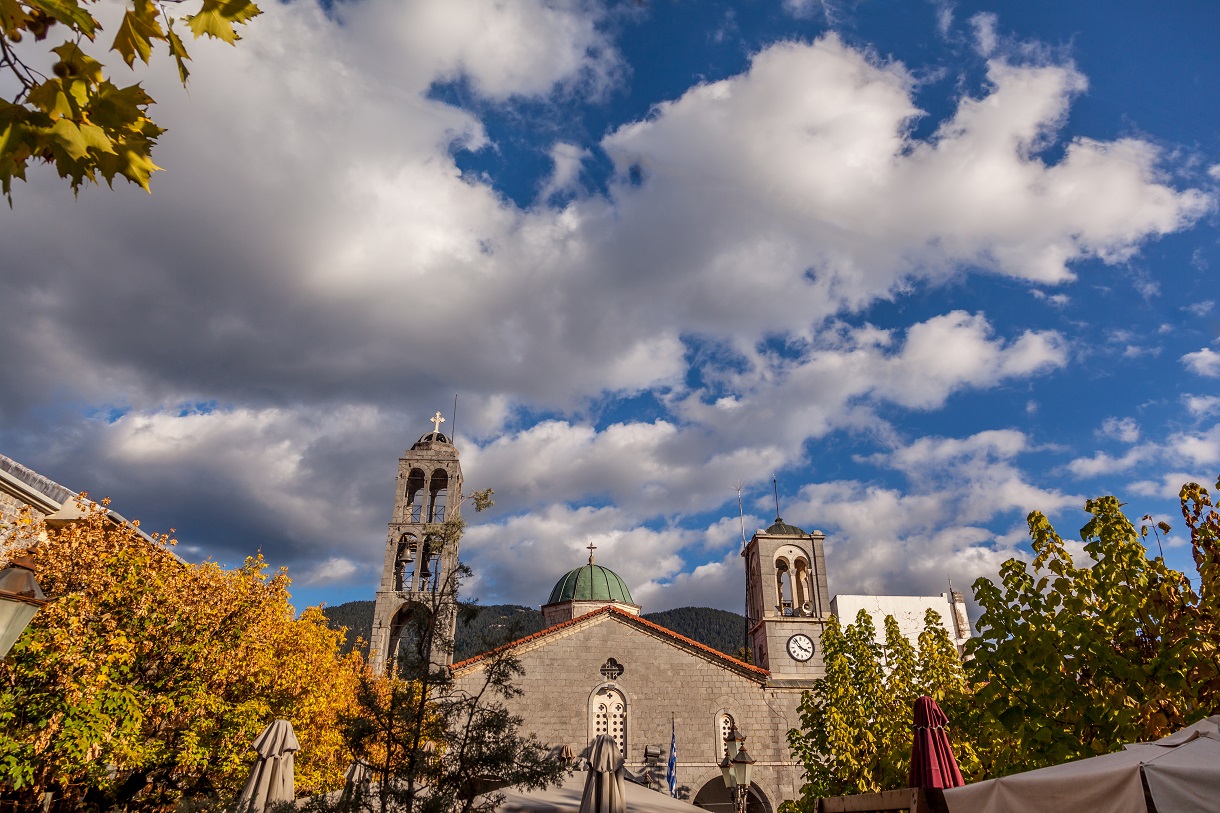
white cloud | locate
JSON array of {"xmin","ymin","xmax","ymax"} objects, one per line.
[
  {"xmin": 1100, "ymin": 417, "xmax": 1140, "ymax": 443},
  {"xmin": 296, "ymin": 557, "xmax": 364, "ymax": 587},
  {"xmin": 460, "ymin": 504, "xmax": 695, "ymax": 609},
  {"xmin": 1031, "ymin": 289, "xmax": 1070, "ymax": 307},
  {"xmin": 1185, "ymin": 395, "xmax": 1220, "ymax": 418},
  {"xmin": 970, "ymin": 12, "xmax": 998, "ymax": 57},
  {"xmin": 1067, "ymin": 447, "xmax": 1153, "ymax": 478},
  {"xmin": 1129, "ymin": 472, "xmax": 1209, "ymax": 499},
  {"xmin": 1182, "ymin": 347, "xmax": 1220, "ymax": 377},
  {"xmin": 1183, "ymin": 300, "xmax": 1214, "ymax": 317},
  {"xmin": 540, "ymin": 142, "xmax": 592, "ymax": 200},
  {"xmin": 1168, "ymin": 425, "xmax": 1220, "ymax": 468}
]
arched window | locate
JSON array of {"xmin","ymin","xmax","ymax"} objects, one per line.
[
  {"xmin": 428, "ymin": 469, "xmax": 449, "ymax": 523},
  {"xmin": 592, "ymin": 686, "xmax": 626, "ymax": 756},
  {"xmin": 394, "ymin": 533, "xmax": 418, "ymax": 591},
  {"xmin": 717, "ymin": 712, "xmax": 736, "ymax": 758},
  {"xmin": 405, "ymin": 469, "xmax": 426, "ymax": 522},
  {"xmin": 793, "ymin": 558, "xmax": 811, "ymax": 615},
  {"xmin": 775, "ymin": 558, "xmax": 793, "ymax": 616}
]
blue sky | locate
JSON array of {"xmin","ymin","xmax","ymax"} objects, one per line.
[{"xmin": 1, "ymin": 0, "xmax": 1218, "ymax": 617}]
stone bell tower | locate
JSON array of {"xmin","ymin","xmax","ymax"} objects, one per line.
[
  {"xmin": 370, "ymin": 412, "xmax": 464, "ymax": 675},
  {"xmin": 742, "ymin": 517, "xmax": 830, "ymax": 682}
]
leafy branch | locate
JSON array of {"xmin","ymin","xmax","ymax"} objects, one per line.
[{"xmin": 0, "ymin": 0, "xmax": 262, "ymax": 201}]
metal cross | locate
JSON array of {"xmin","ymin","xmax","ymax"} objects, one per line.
[
  {"xmin": 430, "ymin": 411, "xmax": 446, "ymax": 434},
  {"xmin": 586, "ymin": 541, "xmax": 597, "ymax": 564}
]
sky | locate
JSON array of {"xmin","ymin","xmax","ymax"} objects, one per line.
[{"xmin": 2, "ymin": 0, "xmax": 1218, "ymax": 619}]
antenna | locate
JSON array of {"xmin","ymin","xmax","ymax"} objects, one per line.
[
  {"xmin": 772, "ymin": 475, "xmax": 781, "ymax": 520},
  {"xmin": 451, "ymin": 394, "xmax": 458, "ymax": 446},
  {"xmin": 733, "ymin": 481, "xmax": 747, "ymax": 547}
]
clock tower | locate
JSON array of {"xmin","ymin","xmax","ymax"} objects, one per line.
[{"xmin": 742, "ymin": 517, "xmax": 830, "ymax": 682}]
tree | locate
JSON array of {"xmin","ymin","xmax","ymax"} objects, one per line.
[
  {"xmin": 0, "ymin": 499, "xmax": 362, "ymax": 811},
  {"xmin": 0, "ymin": 0, "xmax": 261, "ymax": 200},
  {"xmin": 336, "ymin": 512, "xmax": 567, "ymax": 813},
  {"xmin": 965, "ymin": 480, "xmax": 1220, "ymax": 776},
  {"xmin": 785, "ymin": 609, "xmax": 976, "ymax": 810}
]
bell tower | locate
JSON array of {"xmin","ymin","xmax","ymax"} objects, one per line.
[
  {"xmin": 742, "ymin": 517, "xmax": 830, "ymax": 682},
  {"xmin": 370, "ymin": 413, "xmax": 464, "ymax": 675}
]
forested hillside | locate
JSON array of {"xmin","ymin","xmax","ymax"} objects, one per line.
[{"xmin": 319, "ymin": 601, "xmax": 748, "ymax": 661}]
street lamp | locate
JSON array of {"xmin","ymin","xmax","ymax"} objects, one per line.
[
  {"xmin": 0, "ymin": 555, "xmax": 48, "ymax": 659},
  {"xmin": 719, "ymin": 726, "xmax": 756, "ymax": 813}
]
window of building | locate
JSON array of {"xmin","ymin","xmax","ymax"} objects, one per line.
[
  {"xmin": 717, "ymin": 712, "xmax": 736, "ymax": 758},
  {"xmin": 592, "ymin": 686, "xmax": 626, "ymax": 755}
]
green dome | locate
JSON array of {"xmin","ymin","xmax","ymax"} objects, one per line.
[
  {"xmin": 546, "ymin": 564, "xmax": 634, "ymax": 605},
  {"xmin": 766, "ymin": 517, "xmax": 807, "ymax": 536}
]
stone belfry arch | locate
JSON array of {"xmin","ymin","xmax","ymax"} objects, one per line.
[{"xmin": 370, "ymin": 413, "xmax": 464, "ymax": 675}]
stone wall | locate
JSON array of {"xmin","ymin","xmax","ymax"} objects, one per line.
[{"xmin": 452, "ymin": 611, "xmax": 808, "ymax": 810}]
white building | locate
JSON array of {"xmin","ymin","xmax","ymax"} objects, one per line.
[{"xmin": 830, "ymin": 592, "xmax": 972, "ymax": 655}]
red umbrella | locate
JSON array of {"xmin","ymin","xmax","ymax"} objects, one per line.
[{"xmin": 909, "ymin": 695, "xmax": 965, "ymax": 789}]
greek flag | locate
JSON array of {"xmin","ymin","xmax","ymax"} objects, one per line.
[{"xmin": 666, "ymin": 718, "xmax": 677, "ymax": 797}]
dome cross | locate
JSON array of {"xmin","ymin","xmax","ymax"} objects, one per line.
[
  {"xmin": 586, "ymin": 541, "xmax": 597, "ymax": 564},
  {"xmin": 430, "ymin": 411, "xmax": 446, "ymax": 434}
]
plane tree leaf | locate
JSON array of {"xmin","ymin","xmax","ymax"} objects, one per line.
[{"xmin": 1, "ymin": 0, "xmax": 261, "ymax": 200}]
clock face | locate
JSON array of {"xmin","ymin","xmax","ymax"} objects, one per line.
[{"xmin": 787, "ymin": 633, "xmax": 815, "ymax": 662}]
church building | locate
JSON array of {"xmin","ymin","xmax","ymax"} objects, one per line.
[{"xmin": 370, "ymin": 422, "xmax": 970, "ymax": 812}]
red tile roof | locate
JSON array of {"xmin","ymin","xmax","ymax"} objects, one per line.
[{"xmin": 450, "ymin": 605, "xmax": 770, "ymax": 680}]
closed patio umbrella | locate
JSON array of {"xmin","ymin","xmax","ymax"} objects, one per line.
[
  {"xmin": 340, "ymin": 759, "xmax": 373, "ymax": 807},
  {"xmin": 909, "ymin": 695, "xmax": 965, "ymax": 789},
  {"xmin": 579, "ymin": 735, "xmax": 626, "ymax": 813},
  {"xmin": 235, "ymin": 720, "xmax": 300, "ymax": 813}
]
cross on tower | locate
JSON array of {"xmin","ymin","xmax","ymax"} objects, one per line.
[
  {"xmin": 586, "ymin": 541, "xmax": 597, "ymax": 564},
  {"xmin": 430, "ymin": 411, "xmax": 446, "ymax": 434}
]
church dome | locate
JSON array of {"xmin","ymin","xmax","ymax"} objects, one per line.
[
  {"xmin": 766, "ymin": 517, "xmax": 807, "ymax": 536},
  {"xmin": 546, "ymin": 563, "xmax": 634, "ymax": 605},
  {"xmin": 412, "ymin": 431, "xmax": 451, "ymax": 448}
]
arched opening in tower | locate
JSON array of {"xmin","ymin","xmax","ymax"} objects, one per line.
[
  {"xmin": 793, "ymin": 557, "xmax": 812, "ymax": 616},
  {"xmin": 428, "ymin": 469, "xmax": 448, "ymax": 523},
  {"xmin": 775, "ymin": 558, "xmax": 794, "ymax": 616},
  {"xmin": 387, "ymin": 602, "xmax": 435, "ymax": 678},
  {"xmin": 394, "ymin": 533, "xmax": 418, "ymax": 591},
  {"xmin": 405, "ymin": 468, "xmax": 426, "ymax": 522}
]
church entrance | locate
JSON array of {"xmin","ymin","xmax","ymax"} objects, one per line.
[{"xmin": 692, "ymin": 779, "xmax": 771, "ymax": 813}]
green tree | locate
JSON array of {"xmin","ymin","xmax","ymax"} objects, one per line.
[
  {"xmin": 965, "ymin": 482, "xmax": 1220, "ymax": 776},
  {"xmin": 786, "ymin": 609, "xmax": 977, "ymax": 809},
  {"xmin": 876, "ymin": 615, "xmax": 918, "ymax": 790},
  {"xmin": 0, "ymin": 0, "xmax": 260, "ymax": 200}
]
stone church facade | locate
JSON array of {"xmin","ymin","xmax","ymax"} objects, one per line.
[{"xmin": 372, "ymin": 423, "xmax": 971, "ymax": 812}]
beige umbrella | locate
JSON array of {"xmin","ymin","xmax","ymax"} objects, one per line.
[
  {"xmin": 943, "ymin": 714, "xmax": 1220, "ymax": 813},
  {"xmin": 579, "ymin": 736, "xmax": 626, "ymax": 813},
  {"xmin": 235, "ymin": 720, "xmax": 300, "ymax": 813},
  {"xmin": 340, "ymin": 759, "xmax": 373, "ymax": 808}
]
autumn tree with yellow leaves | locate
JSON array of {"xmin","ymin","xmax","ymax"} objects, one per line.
[
  {"xmin": 0, "ymin": 0, "xmax": 261, "ymax": 200},
  {"xmin": 0, "ymin": 500, "xmax": 362, "ymax": 811}
]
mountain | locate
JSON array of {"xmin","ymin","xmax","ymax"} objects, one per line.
[{"xmin": 319, "ymin": 601, "xmax": 748, "ymax": 662}]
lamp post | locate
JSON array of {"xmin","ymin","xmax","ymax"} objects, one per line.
[
  {"xmin": 719, "ymin": 726, "xmax": 756, "ymax": 813},
  {"xmin": 0, "ymin": 555, "xmax": 48, "ymax": 659}
]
